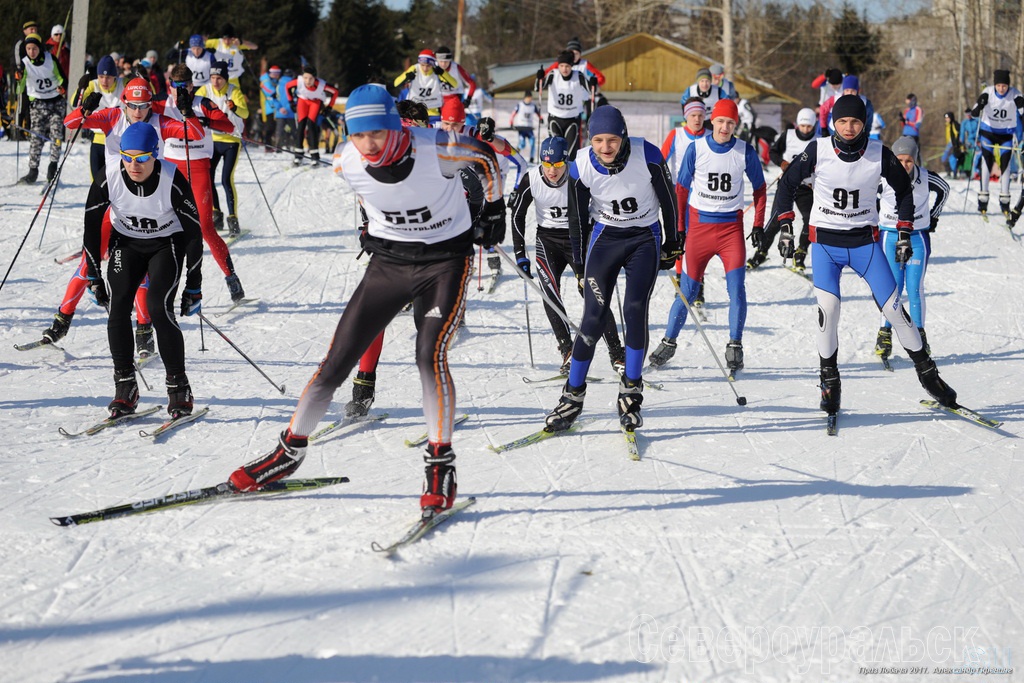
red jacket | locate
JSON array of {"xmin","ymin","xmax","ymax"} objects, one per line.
[{"xmin": 45, "ymin": 37, "xmax": 70, "ymax": 79}]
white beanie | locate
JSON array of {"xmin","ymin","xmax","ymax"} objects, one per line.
[{"xmin": 796, "ymin": 108, "xmax": 816, "ymax": 126}]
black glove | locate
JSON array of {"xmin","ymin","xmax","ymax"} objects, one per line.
[
  {"xmin": 477, "ymin": 117, "xmax": 495, "ymax": 142},
  {"xmin": 507, "ymin": 188, "xmax": 519, "ymax": 209},
  {"xmin": 88, "ymin": 279, "xmax": 109, "ymax": 308},
  {"xmin": 778, "ymin": 220, "xmax": 795, "ymax": 259},
  {"xmin": 176, "ymin": 85, "xmax": 193, "ymax": 114},
  {"xmin": 290, "ymin": 98, "xmax": 298, "ymax": 112},
  {"xmin": 588, "ymin": 76, "xmax": 598, "ymax": 91},
  {"xmin": 929, "ymin": 216, "xmax": 938, "ymax": 233},
  {"xmin": 895, "ymin": 230, "xmax": 913, "ymax": 264},
  {"xmin": 516, "ymin": 257, "xmax": 532, "ymax": 278},
  {"xmin": 180, "ymin": 288, "xmax": 202, "ymax": 316},
  {"xmin": 433, "ymin": 65, "xmax": 446, "ymax": 76},
  {"xmin": 659, "ymin": 241, "xmax": 683, "ymax": 270},
  {"xmin": 971, "ymin": 93, "xmax": 987, "ymax": 118},
  {"xmin": 474, "ymin": 198, "xmax": 506, "ymax": 247},
  {"xmin": 81, "ymin": 92, "xmax": 102, "ymax": 116},
  {"xmin": 750, "ymin": 226, "xmax": 765, "ymax": 251},
  {"xmin": 535, "ymin": 68, "xmax": 544, "ymax": 83}
]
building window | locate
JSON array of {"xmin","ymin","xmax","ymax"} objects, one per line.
[{"xmin": 904, "ymin": 48, "xmax": 914, "ymax": 59}]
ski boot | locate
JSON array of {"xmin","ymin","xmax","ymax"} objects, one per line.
[
  {"xmin": 999, "ymin": 194, "xmax": 1011, "ymax": 219},
  {"xmin": 18, "ymin": 167, "xmax": 38, "ymax": 185},
  {"xmin": 225, "ymin": 273, "xmax": 245, "ymax": 303},
  {"xmin": 617, "ymin": 376, "xmax": 644, "ymax": 431},
  {"xmin": 915, "ymin": 359, "xmax": 957, "ymax": 407},
  {"xmin": 557, "ymin": 341, "xmax": 573, "ymax": 376},
  {"xmin": 1009, "ymin": 207, "xmax": 1022, "ymax": 228},
  {"xmin": 108, "ymin": 368, "xmax": 140, "ymax": 418},
  {"xmin": 309, "ymin": 151, "xmax": 320, "ymax": 166},
  {"xmin": 746, "ymin": 249, "xmax": 768, "ymax": 270},
  {"xmin": 545, "ymin": 381, "xmax": 586, "ymax": 432},
  {"xmin": 292, "ymin": 152, "xmax": 303, "ymax": 167},
  {"xmin": 978, "ymin": 192, "xmax": 989, "ymax": 216},
  {"xmin": 135, "ymin": 322, "xmax": 155, "ymax": 358},
  {"xmin": 42, "ymin": 311, "xmax": 73, "ymax": 344},
  {"xmin": 607, "ymin": 337, "xmax": 626, "ymax": 376},
  {"xmin": 47, "ymin": 161, "xmax": 58, "ymax": 182},
  {"xmin": 421, "ymin": 443, "xmax": 457, "ymax": 518},
  {"xmin": 212, "ymin": 208, "xmax": 225, "ymax": 232},
  {"xmin": 487, "ymin": 254, "xmax": 501, "ymax": 274},
  {"xmin": 819, "ymin": 366, "xmax": 841, "ymax": 415},
  {"xmin": 166, "ymin": 373, "xmax": 193, "ymax": 418},
  {"xmin": 226, "ymin": 214, "xmax": 241, "ymax": 237},
  {"xmin": 725, "ymin": 340, "xmax": 744, "ymax": 374},
  {"xmin": 874, "ymin": 327, "xmax": 892, "ymax": 360},
  {"xmin": 229, "ymin": 429, "xmax": 308, "ymax": 492},
  {"xmin": 918, "ymin": 327, "xmax": 930, "ymax": 355},
  {"xmin": 793, "ymin": 248, "xmax": 807, "ymax": 270},
  {"xmin": 345, "ymin": 371, "xmax": 375, "ymax": 418},
  {"xmin": 694, "ymin": 281, "xmax": 706, "ymax": 308},
  {"xmin": 648, "ymin": 338, "xmax": 677, "ymax": 368}
]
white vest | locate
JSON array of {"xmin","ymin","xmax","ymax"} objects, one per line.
[
  {"xmin": 783, "ymin": 129, "xmax": 813, "ymax": 186},
  {"xmin": 340, "ymin": 128, "xmax": 472, "ymax": 244},
  {"xmin": 546, "ymin": 73, "xmax": 586, "ymax": 118},
  {"xmin": 197, "ymin": 83, "xmax": 244, "ymax": 137},
  {"xmin": 667, "ymin": 127, "xmax": 704, "ymax": 185},
  {"xmin": 22, "ymin": 54, "xmax": 60, "ymax": 99},
  {"xmin": 89, "ymin": 79, "xmax": 125, "ymax": 138},
  {"xmin": 438, "ymin": 61, "xmax": 470, "ymax": 97},
  {"xmin": 979, "ymin": 85, "xmax": 1023, "ymax": 135},
  {"xmin": 297, "ymin": 77, "xmax": 327, "ymax": 102},
  {"xmin": 809, "ymin": 137, "xmax": 883, "ymax": 230},
  {"xmin": 106, "ymin": 160, "xmax": 183, "ymax": 240},
  {"xmin": 212, "ymin": 39, "xmax": 245, "ymax": 79},
  {"xmin": 879, "ymin": 166, "xmax": 929, "ymax": 230},
  {"xmin": 186, "ymin": 51, "xmax": 214, "ymax": 87},
  {"xmin": 526, "ymin": 167, "xmax": 569, "ymax": 229},
  {"xmin": 409, "ymin": 70, "xmax": 444, "ymax": 110},
  {"xmin": 104, "ymin": 113, "xmax": 164, "ymax": 166},
  {"xmin": 684, "ymin": 84, "xmax": 723, "ymax": 117},
  {"xmin": 688, "ymin": 136, "xmax": 749, "ymax": 213},
  {"xmin": 575, "ymin": 138, "xmax": 660, "ymax": 228},
  {"xmin": 511, "ymin": 101, "xmax": 538, "ymax": 129},
  {"xmin": 160, "ymin": 96, "xmax": 214, "ymax": 160}
]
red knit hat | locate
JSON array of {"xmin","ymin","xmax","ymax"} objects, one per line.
[
  {"xmin": 440, "ymin": 97, "xmax": 465, "ymax": 123},
  {"xmin": 710, "ymin": 98, "xmax": 738, "ymax": 123},
  {"xmin": 418, "ymin": 50, "xmax": 436, "ymax": 64}
]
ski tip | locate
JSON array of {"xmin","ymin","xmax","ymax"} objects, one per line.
[{"xmin": 49, "ymin": 516, "xmax": 75, "ymax": 527}]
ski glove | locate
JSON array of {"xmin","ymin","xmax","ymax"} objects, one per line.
[
  {"xmin": 474, "ymin": 198, "xmax": 506, "ymax": 247},
  {"xmin": 778, "ymin": 220, "xmax": 795, "ymax": 259},
  {"xmin": 516, "ymin": 257, "xmax": 532, "ymax": 278},
  {"xmin": 432, "ymin": 65, "xmax": 446, "ymax": 77},
  {"xmin": 88, "ymin": 279, "xmax": 109, "ymax": 308},
  {"xmin": 749, "ymin": 226, "xmax": 766, "ymax": 251},
  {"xmin": 895, "ymin": 230, "xmax": 913, "ymax": 264},
  {"xmin": 180, "ymin": 288, "xmax": 202, "ymax": 317},
  {"xmin": 81, "ymin": 92, "xmax": 102, "ymax": 116},
  {"xmin": 929, "ymin": 216, "xmax": 939, "ymax": 232},
  {"xmin": 477, "ymin": 117, "xmax": 496, "ymax": 142},
  {"xmin": 659, "ymin": 241, "xmax": 683, "ymax": 270},
  {"xmin": 176, "ymin": 85, "xmax": 194, "ymax": 115}
]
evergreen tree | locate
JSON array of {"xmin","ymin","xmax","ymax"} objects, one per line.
[
  {"xmin": 319, "ymin": 0, "xmax": 402, "ymax": 94},
  {"xmin": 831, "ymin": 3, "xmax": 879, "ymax": 76}
]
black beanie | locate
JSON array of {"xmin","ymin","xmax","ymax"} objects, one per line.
[
  {"xmin": 557, "ymin": 51, "xmax": 574, "ymax": 66},
  {"xmin": 826, "ymin": 68, "xmax": 843, "ymax": 85},
  {"xmin": 831, "ymin": 94, "xmax": 866, "ymax": 124},
  {"xmin": 994, "ymin": 69, "xmax": 1010, "ymax": 86}
]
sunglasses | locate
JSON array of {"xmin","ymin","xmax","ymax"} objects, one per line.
[
  {"xmin": 541, "ymin": 160, "xmax": 566, "ymax": 168},
  {"xmin": 120, "ymin": 151, "xmax": 154, "ymax": 164},
  {"xmin": 125, "ymin": 101, "xmax": 150, "ymax": 110},
  {"xmin": 170, "ymin": 80, "xmax": 190, "ymax": 89}
]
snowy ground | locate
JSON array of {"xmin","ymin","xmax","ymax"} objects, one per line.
[{"xmin": 0, "ymin": 138, "xmax": 1021, "ymax": 683}]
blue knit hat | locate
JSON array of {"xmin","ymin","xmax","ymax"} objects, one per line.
[
  {"xmin": 120, "ymin": 122, "xmax": 160, "ymax": 154},
  {"xmin": 588, "ymin": 105, "xmax": 627, "ymax": 138},
  {"xmin": 97, "ymin": 55, "xmax": 117, "ymax": 77},
  {"xmin": 189, "ymin": 34, "xmax": 203, "ymax": 48},
  {"xmin": 344, "ymin": 84, "xmax": 401, "ymax": 134},
  {"xmin": 540, "ymin": 136, "xmax": 568, "ymax": 164},
  {"xmin": 841, "ymin": 75, "xmax": 860, "ymax": 92}
]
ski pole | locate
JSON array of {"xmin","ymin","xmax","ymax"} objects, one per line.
[
  {"xmin": 0, "ymin": 125, "xmax": 83, "ymax": 295},
  {"xmin": 241, "ymin": 140, "xmax": 282, "ymax": 234},
  {"xmin": 477, "ymin": 245, "xmax": 484, "ymax": 291},
  {"xmin": 668, "ymin": 275, "xmax": 747, "ymax": 406},
  {"xmin": 199, "ymin": 313, "xmax": 207, "ymax": 352},
  {"xmin": 523, "ymin": 275, "xmax": 534, "ymax": 368},
  {"xmin": 15, "ymin": 93, "xmax": 21, "ymax": 182},
  {"xmin": 963, "ymin": 123, "xmax": 982, "ymax": 212},
  {"xmin": 494, "ymin": 245, "xmax": 594, "ymax": 345},
  {"xmin": 198, "ymin": 313, "xmax": 286, "ymax": 394}
]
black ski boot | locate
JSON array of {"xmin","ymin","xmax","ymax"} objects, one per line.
[
  {"xmin": 978, "ymin": 192, "xmax": 989, "ymax": 216},
  {"xmin": 999, "ymin": 194, "xmax": 1011, "ymax": 218},
  {"xmin": 607, "ymin": 336, "xmax": 626, "ymax": 376},
  {"xmin": 225, "ymin": 273, "xmax": 245, "ymax": 302},
  {"xmin": 545, "ymin": 381, "xmax": 586, "ymax": 432},
  {"xmin": 136, "ymin": 322, "xmax": 155, "ymax": 358},
  {"xmin": 694, "ymin": 281, "xmax": 706, "ymax": 307},
  {"xmin": 229, "ymin": 429, "xmax": 308, "ymax": 492},
  {"xmin": 226, "ymin": 214, "xmax": 241, "ymax": 237},
  {"xmin": 487, "ymin": 254, "xmax": 501, "ymax": 274},
  {"xmin": 421, "ymin": 443, "xmax": 457, "ymax": 517},
  {"xmin": 557, "ymin": 340, "xmax": 573, "ymax": 375},
  {"xmin": 875, "ymin": 327, "xmax": 892, "ymax": 359},
  {"xmin": 43, "ymin": 311, "xmax": 73, "ymax": 344},
  {"xmin": 109, "ymin": 369, "xmax": 139, "ymax": 418},
  {"xmin": 746, "ymin": 249, "xmax": 768, "ymax": 270},
  {"xmin": 166, "ymin": 373, "xmax": 193, "ymax": 418},
  {"xmin": 18, "ymin": 167, "xmax": 38, "ymax": 185},
  {"xmin": 725, "ymin": 340, "xmax": 744, "ymax": 374},
  {"xmin": 648, "ymin": 337, "xmax": 677, "ymax": 368},
  {"xmin": 915, "ymin": 359, "xmax": 957, "ymax": 407},
  {"xmin": 310, "ymin": 151, "xmax": 320, "ymax": 165},
  {"xmin": 617, "ymin": 376, "xmax": 644, "ymax": 431},
  {"xmin": 793, "ymin": 248, "xmax": 807, "ymax": 270},
  {"xmin": 819, "ymin": 366, "xmax": 841, "ymax": 415},
  {"xmin": 212, "ymin": 208, "xmax": 224, "ymax": 231},
  {"xmin": 345, "ymin": 370, "xmax": 375, "ymax": 417},
  {"xmin": 47, "ymin": 161, "xmax": 58, "ymax": 182},
  {"xmin": 918, "ymin": 327, "xmax": 930, "ymax": 355}
]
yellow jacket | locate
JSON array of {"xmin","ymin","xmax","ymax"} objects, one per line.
[{"xmin": 196, "ymin": 82, "xmax": 249, "ymax": 143}]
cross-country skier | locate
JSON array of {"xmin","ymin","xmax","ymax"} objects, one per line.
[
  {"xmin": 83, "ymin": 122, "xmax": 203, "ymax": 419},
  {"xmin": 681, "ymin": 67, "xmax": 729, "ymax": 118},
  {"xmin": 543, "ymin": 105, "xmax": 678, "ymax": 432},
  {"xmin": 284, "ymin": 65, "xmax": 339, "ymax": 166},
  {"xmin": 510, "ymin": 135, "xmax": 626, "ymax": 374},
  {"xmin": 394, "ymin": 50, "xmax": 458, "ymax": 123},
  {"xmin": 509, "ymin": 90, "xmax": 541, "ymax": 162},
  {"xmin": 227, "ymin": 84, "xmax": 505, "ymax": 519},
  {"xmin": 196, "ymin": 60, "xmax": 248, "ymax": 236},
  {"xmin": 16, "ymin": 32, "xmax": 66, "ymax": 184},
  {"xmin": 536, "ymin": 52, "xmax": 589, "ymax": 159},
  {"xmin": 648, "ymin": 98, "xmax": 766, "ymax": 373},
  {"xmin": 969, "ymin": 69, "xmax": 1024, "ymax": 218},
  {"xmin": 768, "ymin": 94, "xmax": 958, "ymax": 418}
]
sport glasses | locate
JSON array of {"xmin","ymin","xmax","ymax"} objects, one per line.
[
  {"xmin": 120, "ymin": 151, "xmax": 154, "ymax": 164},
  {"xmin": 170, "ymin": 80, "xmax": 190, "ymax": 89},
  {"xmin": 125, "ymin": 101, "xmax": 151, "ymax": 110},
  {"xmin": 541, "ymin": 160, "xmax": 566, "ymax": 168}
]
